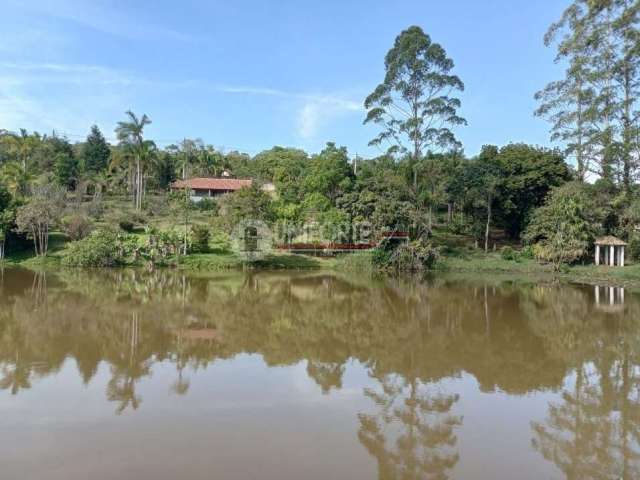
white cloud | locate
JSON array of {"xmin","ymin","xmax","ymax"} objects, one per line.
[
  {"xmin": 0, "ymin": 62, "xmax": 130, "ymax": 136},
  {"xmin": 0, "ymin": 61, "xmax": 363, "ymax": 142},
  {"xmin": 6, "ymin": 0, "xmax": 200, "ymax": 43},
  {"xmin": 208, "ymin": 84, "xmax": 363, "ymax": 140},
  {"xmin": 296, "ymin": 97, "xmax": 361, "ymax": 140}
]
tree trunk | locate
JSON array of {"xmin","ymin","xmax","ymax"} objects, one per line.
[
  {"xmin": 622, "ymin": 53, "xmax": 633, "ymax": 193},
  {"xmin": 484, "ymin": 194, "xmax": 492, "ymax": 253},
  {"xmin": 134, "ymin": 158, "xmax": 140, "ymax": 211},
  {"xmin": 575, "ymin": 77, "xmax": 586, "ymax": 182},
  {"xmin": 138, "ymin": 160, "xmax": 142, "ymax": 210},
  {"xmin": 31, "ymin": 226, "xmax": 38, "ymax": 256},
  {"xmin": 601, "ymin": 5, "xmax": 615, "ymax": 184}
]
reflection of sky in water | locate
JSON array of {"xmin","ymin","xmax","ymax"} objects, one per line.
[{"xmin": 1, "ymin": 356, "xmax": 560, "ymax": 480}]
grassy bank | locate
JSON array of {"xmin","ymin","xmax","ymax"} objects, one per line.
[
  {"xmin": 437, "ymin": 250, "xmax": 640, "ymax": 288},
  {"xmin": 3, "ymin": 232, "xmax": 640, "ymax": 288}
]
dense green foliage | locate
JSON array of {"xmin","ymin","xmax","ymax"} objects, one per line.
[
  {"xmin": 524, "ymin": 182, "xmax": 602, "ymax": 266},
  {"xmin": 63, "ymin": 228, "xmax": 130, "ymax": 267},
  {"xmin": 2, "ymin": 16, "xmax": 640, "ymax": 269},
  {"xmin": 82, "ymin": 125, "xmax": 111, "ymax": 174},
  {"xmin": 61, "ymin": 214, "xmax": 93, "ymax": 241},
  {"xmin": 364, "ymin": 25, "xmax": 466, "ymax": 159},
  {"xmin": 190, "ymin": 224, "xmax": 211, "ymax": 253}
]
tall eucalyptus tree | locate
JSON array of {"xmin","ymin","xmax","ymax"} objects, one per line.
[
  {"xmin": 535, "ymin": 1, "xmax": 596, "ymax": 181},
  {"xmin": 538, "ymin": 0, "xmax": 640, "ymax": 189},
  {"xmin": 364, "ymin": 26, "xmax": 466, "ymax": 178},
  {"xmin": 364, "ymin": 26, "xmax": 466, "ymax": 236}
]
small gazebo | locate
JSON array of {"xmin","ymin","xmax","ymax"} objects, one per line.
[{"xmin": 594, "ymin": 236, "xmax": 628, "ymax": 266}]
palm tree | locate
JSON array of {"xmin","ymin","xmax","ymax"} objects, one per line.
[
  {"xmin": 7, "ymin": 129, "xmax": 39, "ymax": 173},
  {"xmin": 1, "ymin": 161, "xmax": 34, "ymax": 197},
  {"xmin": 115, "ymin": 111, "xmax": 152, "ymax": 210}
]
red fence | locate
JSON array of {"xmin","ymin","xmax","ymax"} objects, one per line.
[{"xmin": 276, "ymin": 242, "xmax": 375, "ymax": 251}]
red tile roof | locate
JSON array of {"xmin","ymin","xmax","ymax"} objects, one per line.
[{"xmin": 171, "ymin": 177, "xmax": 252, "ymax": 191}]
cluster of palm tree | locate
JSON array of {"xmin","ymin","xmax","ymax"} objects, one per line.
[
  {"xmin": 0, "ymin": 111, "xmax": 241, "ymax": 212},
  {"xmin": 115, "ymin": 111, "xmax": 153, "ymax": 210},
  {"xmin": 0, "ymin": 128, "xmax": 38, "ymax": 197}
]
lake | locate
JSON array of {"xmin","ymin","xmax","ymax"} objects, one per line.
[{"xmin": 1, "ymin": 267, "xmax": 638, "ymax": 479}]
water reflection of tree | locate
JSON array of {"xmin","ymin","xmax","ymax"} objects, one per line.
[
  {"xmin": 359, "ymin": 374, "xmax": 461, "ymax": 480},
  {"xmin": 0, "ymin": 269, "xmax": 577, "ymax": 402},
  {"xmin": 4, "ymin": 268, "xmax": 640, "ymax": 478},
  {"xmin": 532, "ymin": 362, "xmax": 640, "ymax": 479},
  {"xmin": 105, "ymin": 312, "xmax": 152, "ymax": 414},
  {"xmin": 0, "ymin": 354, "xmax": 32, "ymax": 395},
  {"xmin": 306, "ymin": 360, "xmax": 344, "ymax": 394},
  {"xmin": 526, "ymin": 285, "xmax": 640, "ymax": 479}
]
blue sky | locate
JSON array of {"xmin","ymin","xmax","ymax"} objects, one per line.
[{"xmin": 0, "ymin": 0, "xmax": 568, "ymax": 157}]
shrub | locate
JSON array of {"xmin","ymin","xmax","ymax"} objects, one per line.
[
  {"xmin": 524, "ymin": 182, "xmax": 600, "ymax": 267},
  {"xmin": 61, "ymin": 215, "xmax": 93, "ymax": 241},
  {"xmin": 108, "ymin": 211, "xmax": 147, "ymax": 232},
  {"xmin": 500, "ymin": 246, "xmax": 517, "ymax": 261},
  {"xmin": 118, "ymin": 219, "xmax": 135, "ymax": 232},
  {"xmin": 142, "ymin": 227, "xmax": 184, "ymax": 265},
  {"xmin": 390, "ymin": 240, "xmax": 438, "ymax": 271},
  {"xmin": 197, "ymin": 198, "xmax": 219, "ymax": 213},
  {"xmin": 63, "ymin": 228, "xmax": 135, "ymax": 267},
  {"xmin": 130, "ymin": 211, "xmax": 148, "ymax": 225},
  {"xmin": 519, "ymin": 245, "xmax": 534, "ymax": 259},
  {"xmin": 447, "ymin": 215, "xmax": 469, "ymax": 235},
  {"xmin": 375, "ymin": 239, "xmax": 438, "ymax": 271},
  {"xmin": 628, "ymin": 235, "xmax": 640, "ymax": 262},
  {"xmin": 210, "ymin": 231, "xmax": 232, "ymax": 253},
  {"xmin": 191, "ymin": 224, "xmax": 211, "ymax": 253}
]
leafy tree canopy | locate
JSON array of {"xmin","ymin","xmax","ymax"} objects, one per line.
[{"xmin": 364, "ymin": 25, "xmax": 466, "ymax": 160}]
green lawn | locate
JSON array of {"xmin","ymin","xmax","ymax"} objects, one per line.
[{"xmin": 3, "ymin": 224, "xmax": 640, "ymax": 288}]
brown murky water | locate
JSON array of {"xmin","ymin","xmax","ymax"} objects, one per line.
[{"xmin": 1, "ymin": 267, "xmax": 639, "ymax": 479}]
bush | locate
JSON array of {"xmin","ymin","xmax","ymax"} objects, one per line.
[
  {"xmin": 118, "ymin": 219, "xmax": 135, "ymax": 232},
  {"xmin": 143, "ymin": 227, "xmax": 184, "ymax": 264},
  {"xmin": 105, "ymin": 211, "xmax": 136, "ymax": 232},
  {"xmin": 375, "ymin": 239, "xmax": 438, "ymax": 271},
  {"xmin": 61, "ymin": 215, "xmax": 93, "ymax": 241},
  {"xmin": 391, "ymin": 240, "xmax": 438, "ymax": 271},
  {"xmin": 191, "ymin": 225, "xmax": 211, "ymax": 253},
  {"xmin": 519, "ymin": 245, "xmax": 534, "ymax": 260},
  {"xmin": 628, "ymin": 235, "xmax": 640, "ymax": 262},
  {"xmin": 63, "ymin": 228, "xmax": 136, "ymax": 267},
  {"xmin": 447, "ymin": 215, "xmax": 469, "ymax": 235},
  {"xmin": 107, "ymin": 210, "xmax": 147, "ymax": 232},
  {"xmin": 500, "ymin": 246, "xmax": 517, "ymax": 261},
  {"xmin": 197, "ymin": 198, "xmax": 219, "ymax": 213},
  {"xmin": 130, "ymin": 211, "xmax": 148, "ymax": 225},
  {"xmin": 524, "ymin": 182, "xmax": 600, "ymax": 267},
  {"xmin": 210, "ymin": 231, "xmax": 232, "ymax": 253}
]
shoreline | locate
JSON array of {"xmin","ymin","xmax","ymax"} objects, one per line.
[{"xmin": 3, "ymin": 249, "xmax": 640, "ymax": 290}]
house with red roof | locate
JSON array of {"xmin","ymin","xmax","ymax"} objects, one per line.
[{"xmin": 170, "ymin": 177, "xmax": 253, "ymax": 201}]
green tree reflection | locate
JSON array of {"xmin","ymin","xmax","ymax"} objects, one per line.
[{"xmin": 359, "ymin": 375, "xmax": 461, "ymax": 480}]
